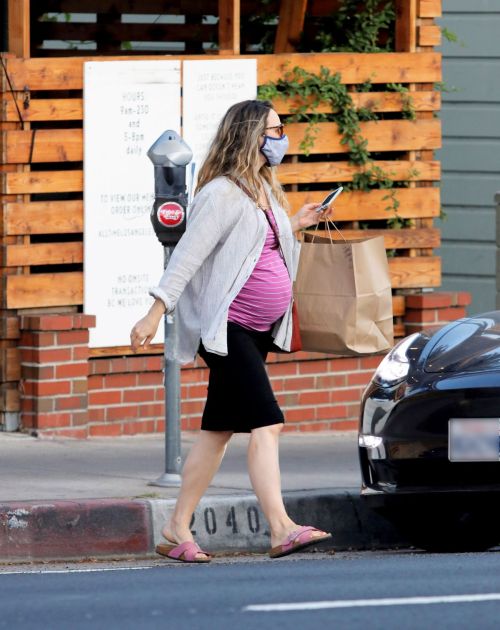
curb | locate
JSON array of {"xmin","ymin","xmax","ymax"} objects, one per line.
[
  {"xmin": 0, "ymin": 490, "xmax": 409, "ymax": 562},
  {"xmin": 0, "ymin": 499, "xmax": 152, "ymax": 561}
]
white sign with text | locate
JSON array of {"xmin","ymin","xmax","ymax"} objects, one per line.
[
  {"xmin": 182, "ymin": 59, "xmax": 257, "ymax": 194},
  {"xmin": 84, "ymin": 60, "xmax": 181, "ymax": 347}
]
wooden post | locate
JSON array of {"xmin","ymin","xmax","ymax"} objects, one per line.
[
  {"xmin": 415, "ymin": 0, "xmax": 441, "ymax": 261},
  {"xmin": 395, "ymin": 0, "xmax": 417, "ymax": 53},
  {"xmin": 395, "ymin": 1, "xmax": 441, "ymax": 269},
  {"xmin": 96, "ymin": 7, "xmax": 122, "ymax": 54},
  {"xmin": 394, "ymin": 0, "xmax": 418, "ymax": 263},
  {"xmin": 218, "ymin": 0, "xmax": 240, "ymax": 54},
  {"xmin": 274, "ymin": 0, "xmax": 308, "ymax": 53},
  {"xmin": 274, "ymin": 0, "xmax": 307, "ymax": 196},
  {"xmin": 7, "ymin": 0, "xmax": 30, "ymax": 57},
  {"xmin": 1, "ymin": 0, "xmax": 30, "ymax": 430}
]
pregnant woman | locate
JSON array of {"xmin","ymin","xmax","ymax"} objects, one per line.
[{"xmin": 130, "ymin": 99, "xmax": 332, "ymax": 562}]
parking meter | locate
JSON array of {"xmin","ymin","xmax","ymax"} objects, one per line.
[
  {"xmin": 147, "ymin": 130, "xmax": 193, "ymax": 246},
  {"xmin": 147, "ymin": 130, "xmax": 192, "ymax": 488}
]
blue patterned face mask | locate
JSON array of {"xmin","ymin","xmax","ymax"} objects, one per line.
[{"xmin": 260, "ymin": 134, "xmax": 289, "ymax": 166}]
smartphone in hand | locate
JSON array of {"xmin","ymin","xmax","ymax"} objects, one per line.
[{"xmin": 317, "ymin": 186, "xmax": 343, "ymax": 212}]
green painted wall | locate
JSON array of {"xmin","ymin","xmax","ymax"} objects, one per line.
[{"xmin": 437, "ymin": 0, "xmax": 500, "ymax": 314}]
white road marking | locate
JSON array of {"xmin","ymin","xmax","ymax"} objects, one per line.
[
  {"xmin": 244, "ymin": 593, "xmax": 500, "ymax": 612},
  {"xmin": 0, "ymin": 565, "xmax": 157, "ymax": 575}
]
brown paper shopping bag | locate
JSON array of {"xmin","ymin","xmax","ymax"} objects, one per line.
[{"xmin": 294, "ymin": 231, "xmax": 393, "ymax": 355}]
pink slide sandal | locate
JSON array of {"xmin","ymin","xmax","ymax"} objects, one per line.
[
  {"xmin": 155, "ymin": 541, "xmax": 212, "ymax": 563},
  {"xmin": 269, "ymin": 526, "xmax": 332, "ymax": 559}
]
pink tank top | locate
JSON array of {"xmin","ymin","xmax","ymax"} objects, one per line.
[{"xmin": 228, "ymin": 209, "xmax": 292, "ymax": 332}]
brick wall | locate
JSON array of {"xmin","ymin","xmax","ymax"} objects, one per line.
[
  {"xmin": 17, "ymin": 291, "xmax": 472, "ymax": 438},
  {"xmin": 19, "ymin": 314, "xmax": 95, "ymax": 439},
  {"xmin": 85, "ymin": 352, "xmax": 380, "ymax": 438},
  {"xmin": 403, "ymin": 291, "xmax": 471, "ymax": 334}
]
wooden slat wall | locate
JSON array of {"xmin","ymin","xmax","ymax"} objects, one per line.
[
  {"xmin": 1, "ymin": 119, "xmax": 441, "ymax": 163},
  {"xmin": 0, "ymin": 1, "xmax": 443, "ymax": 425},
  {"xmin": 1, "ymin": 50, "xmax": 441, "ymax": 310},
  {"xmin": 2, "ymin": 91, "xmax": 442, "ymax": 122},
  {"xmin": 415, "ymin": 1, "xmax": 441, "ymax": 272},
  {"xmin": 2, "ymin": 0, "xmax": 30, "ymax": 419},
  {"xmin": 1, "ymin": 52, "xmax": 441, "ymax": 90}
]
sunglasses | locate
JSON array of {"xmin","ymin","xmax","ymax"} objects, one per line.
[{"xmin": 265, "ymin": 124, "xmax": 285, "ymax": 138}]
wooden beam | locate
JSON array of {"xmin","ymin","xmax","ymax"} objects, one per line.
[
  {"xmin": 0, "ymin": 384, "xmax": 20, "ymax": 412},
  {"xmin": 1, "ymin": 160, "xmax": 441, "ymax": 196},
  {"xmin": 308, "ymin": 227, "xmax": 441, "ymax": 250},
  {"xmin": 388, "ymin": 256, "xmax": 441, "ymax": 289},
  {"xmin": 31, "ymin": 0, "xmax": 219, "ymax": 12},
  {"xmin": 419, "ymin": 25, "xmax": 441, "ymax": 47},
  {"xmin": 218, "ymin": 0, "xmax": 240, "ymax": 54},
  {"xmin": 278, "ymin": 160, "xmax": 440, "ymax": 184},
  {"xmin": 2, "ymin": 98, "xmax": 84, "ymax": 122},
  {"xmin": 395, "ymin": 0, "xmax": 417, "ymax": 52},
  {"xmin": 274, "ymin": 0, "xmax": 308, "ymax": 53},
  {"xmin": 287, "ymin": 188, "xmax": 440, "ymax": 220},
  {"xmin": 3, "ymin": 242, "xmax": 83, "ymax": 266},
  {"xmin": 32, "ymin": 21, "xmax": 217, "ymax": 43},
  {"xmin": 273, "ymin": 91, "xmax": 440, "ymax": 115},
  {"xmin": 419, "ymin": 0, "xmax": 442, "ymax": 18},
  {"xmin": 3, "ymin": 3, "xmax": 30, "ymax": 403},
  {"xmin": 7, "ymin": 0, "xmax": 30, "ymax": 57},
  {"xmin": 1, "ymin": 52, "xmax": 442, "ymax": 91},
  {"xmin": 2, "ymin": 200, "xmax": 83, "ymax": 234},
  {"xmin": 0, "ymin": 315, "xmax": 20, "ymax": 339},
  {"xmin": 1, "ymin": 187, "xmax": 441, "ymax": 236},
  {"xmin": 5, "ymin": 272, "xmax": 83, "ymax": 309},
  {"xmin": 0, "ymin": 347, "xmax": 20, "ymax": 381},
  {"xmin": 3, "ymin": 91, "xmax": 441, "ymax": 122},
  {"xmin": 1, "ymin": 170, "xmax": 83, "ymax": 195},
  {"xmin": 1, "ymin": 119, "xmax": 441, "ymax": 164},
  {"xmin": 2, "ymin": 129, "xmax": 82, "ymax": 163}
]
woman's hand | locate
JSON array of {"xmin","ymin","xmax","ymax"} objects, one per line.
[
  {"xmin": 290, "ymin": 202, "xmax": 333, "ymax": 233},
  {"xmin": 130, "ymin": 299, "xmax": 166, "ymax": 352}
]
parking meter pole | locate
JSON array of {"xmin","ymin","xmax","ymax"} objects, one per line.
[
  {"xmin": 149, "ymin": 246, "xmax": 182, "ymax": 487},
  {"xmin": 147, "ymin": 130, "xmax": 193, "ymax": 488}
]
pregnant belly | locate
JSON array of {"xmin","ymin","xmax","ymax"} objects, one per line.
[{"xmin": 228, "ymin": 263, "xmax": 292, "ymax": 332}]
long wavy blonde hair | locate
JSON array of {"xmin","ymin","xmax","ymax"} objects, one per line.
[{"xmin": 195, "ymin": 99, "xmax": 288, "ymax": 210}]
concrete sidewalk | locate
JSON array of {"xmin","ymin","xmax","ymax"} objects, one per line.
[{"xmin": 0, "ymin": 431, "xmax": 408, "ymax": 561}]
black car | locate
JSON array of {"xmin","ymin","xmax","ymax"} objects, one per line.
[{"xmin": 358, "ymin": 310, "xmax": 500, "ymax": 551}]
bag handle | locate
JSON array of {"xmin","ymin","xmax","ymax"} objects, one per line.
[{"xmin": 312, "ymin": 217, "xmax": 347, "ymax": 243}]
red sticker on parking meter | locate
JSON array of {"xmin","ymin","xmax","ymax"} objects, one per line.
[{"xmin": 157, "ymin": 202, "xmax": 184, "ymax": 227}]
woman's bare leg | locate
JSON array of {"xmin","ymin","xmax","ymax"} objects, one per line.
[
  {"xmin": 162, "ymin": 429, "xmax": 232, "ymax": 558},
  {"xmin": 247, "ymin": 423, "xmax": 328, "ymax": 548}
]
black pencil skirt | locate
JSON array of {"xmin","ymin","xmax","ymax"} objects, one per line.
[{"xmin": 198, "ymin": 322, "xmax": 285, "ymax": 433}]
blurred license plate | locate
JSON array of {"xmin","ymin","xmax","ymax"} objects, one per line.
[{"xmin": 449, "ymin": 418, "xmax": 500, "ymax": 462}]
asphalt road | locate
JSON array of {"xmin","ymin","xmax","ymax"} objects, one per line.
[{"xmin": 1, "ymin": 550, "xmax": 499, "ymax": 629}]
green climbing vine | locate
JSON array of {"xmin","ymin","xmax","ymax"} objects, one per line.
[
  {"xmin": 386, "ymin": 83, "xmax": 417, "ymax": 121},
  {"xmin": 312, "ymin": 0, "xmax": 396, "ymax": 53},
  {"xmin": 258, "ymin": 65, "xmax": 416, "ymax": 231},
  {"xmin": 252, "ymin": 0, "xmax": 458, "ymax": 237}
]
